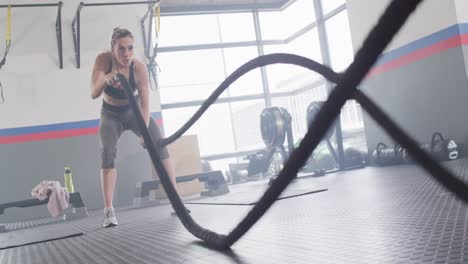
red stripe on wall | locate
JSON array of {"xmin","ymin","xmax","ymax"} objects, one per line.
[
  {"xmin": 155, "ymin": 118, "xmax": 163, "ymax": 127},
  {"xmin": 0, "ymin": 117, "xmax": 164, "ymax": 145},
  {"xmin": 0, "ymin": 127, "xmax": 99, "ymax": 144},
  {"xmin": 367, "ymin": 35, "xmax": 468, "ymax": 78}
]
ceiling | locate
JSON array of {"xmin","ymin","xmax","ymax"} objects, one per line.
[{"xmin": 159, "ymin": 0, "xmax": 296, "ymax": 14}]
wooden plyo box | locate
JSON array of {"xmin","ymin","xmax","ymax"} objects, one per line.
[{"xmin": 154, "ymin": 134, "xmax": 204, "ymax": 198}]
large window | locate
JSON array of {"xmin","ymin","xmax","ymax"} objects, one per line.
[
  {"xmin": 231, "ymin": 99, "xmax": 266, "ymax": 151},
  {"xmin": 156, "ymin": 0, "xmax": 361, "ymax": 173},
  {"xmin": 158, "ymin": 49, "xmax": 226, "ymax": 103},
  {"xmin": 158, "ymin": 15, "xmax": 220, "ymax": 46},
  {"xmin": 271, "ymin": 84, "xmax": 328, "ymax": 142},
  {"xmin": 218, "ymin": 13, "xmax": 256, "ymax": 42},
  {"xmin": 321, "ymin": 0, "xmax": 345, "ymax": 15},
  {"xmin": 263, "ymin": 28, "xmax": 323, "ymax": 93},
  {"xmin": 222, "ymin": 47, "xmax": 263, "ymax": 96},
  {"xmin": 325, "ymin": 10, "xmax": 354, "ymax": 72},
  {"xmin": 259, "ymin": 0, "xmax": 316, "ymax": 40},
  {"xmin": 323, "ymin": 9, "xmax": 363, "ymax": 135},
  {"xmin": 162, "ymin": 104, "xmax": 235, "ymax": 156}
]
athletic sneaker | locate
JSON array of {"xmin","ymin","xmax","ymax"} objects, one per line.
[{"xmin": 102, "ymin": 207, "xmax": 118, "ymax": 228}]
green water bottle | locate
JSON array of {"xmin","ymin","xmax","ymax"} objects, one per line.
[{"xmin": 64, "ymin": 166, "xmax": 74, "ymax": 193}]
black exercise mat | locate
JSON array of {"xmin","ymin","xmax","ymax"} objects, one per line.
[
  {"xmin": 0, "ymin": 223, "xmax": 83, "ymax": 250},
  {"xmin": 187, "ymin": 179, "xmax": 327, "ymax": 205},
  {"xmin": 3, "ymin": 217, "xmax": 65, "ymax": 232}
]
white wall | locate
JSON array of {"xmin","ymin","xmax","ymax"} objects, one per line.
[
  {"xmin": 454, "ymin": 0, "xmax": 468, "ymax": 23},
  {"xmin": 347, "ymin": 0, "xmax": 458, "ymax": 53},
  {"xmin": 454, "ymin": 0, "xmax": 468, "ymax": 81},
  {"xmin": 345, "ymin": 0, "xmax": 468, "ymax": 161},
  {"xmin": 0, "ymin": 0, "xmax": 161, "ymax": 129}
]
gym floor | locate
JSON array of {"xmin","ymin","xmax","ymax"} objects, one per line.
[{"xmin": 2, "ymin": 158, "xmax": 468, "ymax": 263}]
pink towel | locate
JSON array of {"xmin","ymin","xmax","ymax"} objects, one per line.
[{"xmin": 31, "ymin": 181, "xmax": 70, "ymax": 217}]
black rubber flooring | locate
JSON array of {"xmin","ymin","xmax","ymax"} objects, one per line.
[{"xmin": 2, "ymin": 158, "xmax": 468, "ymax": 263}]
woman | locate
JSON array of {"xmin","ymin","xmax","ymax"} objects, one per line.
[{"xmin": 91, "ymin": 27, "xmax": 179, "ymax": 227}]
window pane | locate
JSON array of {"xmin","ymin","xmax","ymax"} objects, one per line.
[
  {"xmin": 341, "ymin": 100, "xmax": 364, "ymax": 131},
  {"xmin": 159, "ymin": 15, "xmax": 220, "ymax": 46},
  {"xmin": 162, "ymin": 104, "xmax": 235, "ymax": 156},
  {"xmin": 231, "ymin": 99, "xmax": 266, "ymax": 151},
  {"xmin": 288, "ymin": 28, "xmax": 322, "ymax": 62},
  {"xmin": 271, "ymin": 84, "xmax": 328, "ymax": 142},
  {"xmin": 259, "ymin": 11, "xmax": 288, "ymax": 40},
  {"xmin": 325, "ymin": 10, "xmax": 354, "ymax": 72},
  {"xmin": 218, "ymin": 13, "xmax": 256, "ymax": 42},
  {"xmin": 263, "ymin": 29, "xmax": 323, "ymax": 93},
  {"xmin": 159, "ymin": 47, "xmax": 263, "ymax": 103},
  {"xmin": 282, "ymin": 0, "xmax": 316, "ymax": 32},
  {"xmin": 158, "ymin": 49, "xmax": 225, "ymax": 86},
  {"xmin": 271, "ymin": 88, "xmax": 364, "ymax": 141},
  {"xmin": 159, "ymin": 83, "xmax": 222, "ymax": 103},
  {"xmin": 321, "ymin": 0, "xmax": 345, "ymax": 15},
  {"xmin": 158, "ymin": 49, "xmax": 226, "ymax": 103},
  {"xmin": 223, "ymin": 47, "xmax": 263, "ymax": 96},
  {"xmin": 259, "ymin": 0, "xmax": 315, "ymax": 40}
]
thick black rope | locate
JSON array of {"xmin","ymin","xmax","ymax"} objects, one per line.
[
  {"xmin": 116, "ymin": 54, "xmax": 335, "ymax": 249},
  {"xmin": 119, "ymin": 0, "xmax": 427, "ymax": 250},
  {"xmin": 310, "ymin": 63, "xmax": 468, "ymax": 203},
  {"xmin": 118, "ymin": 74, "xmax": 228, "ymax": 248}
]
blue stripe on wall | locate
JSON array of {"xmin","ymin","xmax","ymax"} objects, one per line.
[{"xmin": 0, "ymin": 112, "xmax": 163, "ymax": 137}]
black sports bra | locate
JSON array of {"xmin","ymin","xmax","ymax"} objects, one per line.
[{"xmin": 104, "ymin": 60, "xmax": 138, "ymax": 99}]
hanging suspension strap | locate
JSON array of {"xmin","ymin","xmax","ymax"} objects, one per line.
[
  {"xmin": 154, "ymin": 3, "xmax": 160, "ymax": 40},
  {"xmin": 0, "ymin": 6, "xmax": 11, "ymax": 69},
  {"xmin": 0, "ymin": 6, "xmax": 12, "ymax": 104},
  {"xmin": 148, "ymin": 3, "xmax": 161, "ymax": 90}
]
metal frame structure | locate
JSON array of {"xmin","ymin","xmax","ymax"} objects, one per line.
[
  {"xmin": 72, "ymin": 1, "xmax": 159, "ymax": 68},
  {"xmin": 0, "ymin": 2, "xmax": 63, "ymax": 69}
]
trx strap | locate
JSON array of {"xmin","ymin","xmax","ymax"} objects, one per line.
[
  {"xmin": 0, "ymin": 6, "xmax": 11, "ymax": 69},
  {"xmin": 153, "ymin": 3, "xmax": 160, "ymax": 39},
  {"xmin": 0, "ymin": 6, "xmax": 12, "ymax": 104},
  {"xmin": 148, "ymin": 3, "xmax": 161, "ymax": 90}
]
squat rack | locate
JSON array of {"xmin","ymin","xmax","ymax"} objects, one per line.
[
  {"xmin": 72, "ymin": 1, "xmax": 159, "ymax": 69},
  {"xmin": 0, "ymin": 2, "xmax": 63, "ymax": 69},
  {"xmin": 140, "ymin": 1, "xmax": 161, "ymax": 90}
]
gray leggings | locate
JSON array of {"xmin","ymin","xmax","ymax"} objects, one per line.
[{"xmin": 99, "ymin": 102, "xmax": 169, "ymax": 169}]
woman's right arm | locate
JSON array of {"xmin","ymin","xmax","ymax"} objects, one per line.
[{"xmin": 91, "ymin": 53, "xmax": 115, "ymax": 99}]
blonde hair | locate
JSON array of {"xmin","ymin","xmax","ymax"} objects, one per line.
[{"xmin": 110, "ymin": 27, "xmax": 134, "ymax": 50}]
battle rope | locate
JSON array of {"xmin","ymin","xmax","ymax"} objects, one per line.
[{"xmin": 119, "ymin": 0, "xmax": 442, "ymax": 250}]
